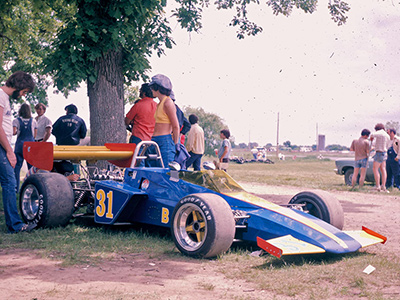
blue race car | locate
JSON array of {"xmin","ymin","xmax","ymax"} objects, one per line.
[{"xmin": 20, "ymin": 141, "xmax": 386, "ymax": 258}]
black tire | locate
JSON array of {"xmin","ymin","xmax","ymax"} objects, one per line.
[
  {"xmin": 171, "ymin": 193, "xmax": 235, "ymax": 258},
  {"xmin": 344, "ymin": 168, "xmax": 356, "ymax": 186},
  {"xmin": 289, "ymin": 190, "xmax": 344, "ymax": 230},
  {"xmin": 19, "ymin": 173, "xmax": 75, "ymax": 228}
]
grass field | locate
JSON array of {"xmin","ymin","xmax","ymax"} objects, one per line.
[{"xmin": 0, "ymin": 153, "xmax": 399, "ymax": 299}]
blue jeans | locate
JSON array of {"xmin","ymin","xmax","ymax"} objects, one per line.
[
  {"xmin": 186, "ymin": 152, "xmax": 203, "ymax": 171},
  {"xmin": 0, "ymin": 146, "xmax": 24, "ymax": 233},
  {"xmin": 129, "ymin": 135, "xmax": 142, "ymax": 144},
  {"xmin": 152, "ymin": 135, "xmax": 175, "ymax": 168},
  {"xmin": 386, "ymin": 147, "xmax": 400, "ymax": 188},
  {"xmin": 14, "ymin": 151, "xmax": 32, "ymax": 193}
]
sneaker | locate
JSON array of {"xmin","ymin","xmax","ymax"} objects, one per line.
[
  {"xmin": 381, "ymin": 189, "xmax": 390, "ymax": 193},
  {"xmin": 19, "ymin": 223, "xmax": 37, "ymax": 233}
]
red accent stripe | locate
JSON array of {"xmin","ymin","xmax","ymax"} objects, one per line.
[
  {"xmin": 257, "ymin": 236, "xmax": 282, "ymax": 258},
  {"xmin": 362, "ymin": 226, "xmax": 387, "ymax": 244}
]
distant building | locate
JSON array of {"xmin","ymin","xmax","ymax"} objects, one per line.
[{"xmin": 317, "ymin": 135, "xmax": 325, "ymax": 151}]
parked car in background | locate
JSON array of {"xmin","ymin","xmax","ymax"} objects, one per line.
[{"xmin": 335, "ymin": 158, "xmax": 377, "ymax": 185}]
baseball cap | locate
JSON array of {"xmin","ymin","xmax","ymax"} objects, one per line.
[
  {"xmin": 169, "ymin": 91, "xmax": 175, "ymax": 101},
  {"xmin": 149, "ymin": 74, "xmax": 172, "ymax": 91},
  {"xmin": 65, "ymin": 104, "xmax": 78, "ymax": 114}
]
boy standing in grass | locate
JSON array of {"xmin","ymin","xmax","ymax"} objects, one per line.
[{"xmin": 217, "ymin": 129, "xmax": 231, "ymax": 172}]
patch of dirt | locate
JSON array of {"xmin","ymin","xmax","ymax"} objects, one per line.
[
  {"xmin": 1, "ymin": 183, "xmax": 399, "ymax": 299},
  {"xmin": 0, "ymin": 249, "xmax": 267, "ymax": 300}
]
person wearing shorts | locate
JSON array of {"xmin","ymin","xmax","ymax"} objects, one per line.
[
  {"xmin": 370, "ymin": 123, "xmax": 390, "ymax": 192},
  {"xmin": 350, "ymin": 129, "xmax": 371, "ymax": 189}
]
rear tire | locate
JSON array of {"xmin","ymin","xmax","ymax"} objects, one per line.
[
  {"xmin": 171, "ymin": 193, "xmax": 235, "ymax": 258},
  {"xmin": 19, "ymin": 173, "xmax": 74, "ymax": 228},
  {"xmin": 289, "ymin": 190, "xmax": 344, "ymax": 230}
]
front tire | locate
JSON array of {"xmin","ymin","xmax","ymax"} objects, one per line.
[
  {"xmin": 289, "ymin": 190, "xmax": 344, "ymax": 230},
  {"xmin": 171, "ymin": 193, "xmax": 235, "ymax": 258},
  {"xmin": 344, "ymin": 168, "xmax": 356, "ymax": 186},
  {"xmin": 19, "ymin": 173, "xmax": 75, "ymax": 228}
]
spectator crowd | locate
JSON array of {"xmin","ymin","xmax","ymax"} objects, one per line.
[
  {"xmin": 350, "ymin": 123, "xmax": 400, "ymax": 193},
  {"xmin": 1, "ymin": 71, "xmax": 231, "ymax": 234}
]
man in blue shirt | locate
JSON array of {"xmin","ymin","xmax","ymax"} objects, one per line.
[{"xmin": 52, "ymin": 104, "xmax": 87, "ymax": 145}]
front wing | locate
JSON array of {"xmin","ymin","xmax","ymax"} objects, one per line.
[{"xmin": 257, "ymin": 226, "xmax": 387, "ymax": 258}]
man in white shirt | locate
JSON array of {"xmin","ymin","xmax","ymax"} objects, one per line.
[
  {"xmin": 0, "ymin": 71, "xmax": 37, "ymax": 233},
  {"xmin": 370, "ymin": 123, "xmax": 390, "ymax": 192},
  {"xmin": 34, "ymin": 103, "xmax": 52, "ymax": 142},
  {"xmin": 185, "ymin": 114, "xmax": 205, "ymax": 171}
]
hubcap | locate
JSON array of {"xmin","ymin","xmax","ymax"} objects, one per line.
[
  {"xmin": 174, "ymin": 203, "xmax": 207, "ymax": 252},
  {"xmin": 21, "ymin": 184, "xmax": 40, "ymax": 221}
]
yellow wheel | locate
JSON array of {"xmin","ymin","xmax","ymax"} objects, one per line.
[{"xmin": 171, "ymin": 193, "xmax": 235, "ymax": 258}]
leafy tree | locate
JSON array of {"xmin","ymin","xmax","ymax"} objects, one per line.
[
  {"xmin": 249, "ymin": 142, "xmax": 258, "ymax": 149},
  {"xmin": 283, "ymin": 140, "xmax": 291, "ymax": 148},
  {"xmin": 174, "ymin": 0, "xmax": 351, "ymax": 39},
  {"xmin": 43, "ymin": 0, "xmax": 174, "ymax": 145},
  {"xmin": 385, "ymin": 121, "xmax": 399, "ymax": 133},
  {"xmin": 325, "ymin": 144, "xmax": 349, "ymax": 151},
  {"xmin": 265, "ymin": 143, "xmax": 273, "ymax": 148},
  {"xmin": 238, "ymin": 143, "xmax": 248, "ymax": 149},
  {"xmin": 1, "ymin": 0, "xmax": 351, "ymax": 145},
  {"xmin": 183, "ymin": 106, "xmax": 228, "ymax": 156},
  {"xmin": 0, "ymin": 0, "xmax": 70, "ymax": 111}
]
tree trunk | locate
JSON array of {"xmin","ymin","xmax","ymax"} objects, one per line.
[{"xmin": 87, "ymin": 49, "xmax": 126, "ymax": 146}]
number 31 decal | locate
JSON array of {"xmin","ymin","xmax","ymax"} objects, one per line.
[
  {"xmin": 96, "ymin": 189, "xmax": 114, "ymax": 219},
  {"xmin": 96, "ymin": 188, "xmax": 170, "ymax": 224}
]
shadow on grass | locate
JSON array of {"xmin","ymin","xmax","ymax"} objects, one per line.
[
  {"xmin": 254, "ymin": 251, "xmax": 372, "ymax": 270},
  {"xmin": 73, "ymin": 214, "xmax": 172, "ymax": 239}
]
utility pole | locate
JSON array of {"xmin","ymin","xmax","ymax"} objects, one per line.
[
  {"xmin": 248, "ymin": 130, "xmax": 251, "ymax": 149},
  {"xmin": 276, "ymin": 112, "xmax": 280, "ymax": 158}
]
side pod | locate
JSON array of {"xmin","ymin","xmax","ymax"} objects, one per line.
[{"xmin": 94, "ymin": 181, "xmax": 147, "ymax": 225}]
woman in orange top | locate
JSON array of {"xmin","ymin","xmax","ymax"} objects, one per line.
[{"xmin": 149, "ymin": 74, "xmax": 180, "ymax": 168}]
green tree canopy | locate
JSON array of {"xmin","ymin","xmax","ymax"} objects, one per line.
[
  {"xmin": 183, "ymin": 106, "xmax": 228, "ymax": 156},
  {"xmin": 1, "ymin": 0, "xmax": 352, "ymax": 145},
  {"xmin": 0, "ymin": 0, "xmax": 72, "ymax": 110},
  {"xmin": 283, "ymin": 140, "xmax": 291, "ymax": 148},
  {"xmin": 385, "ymin": 121, "xmax": 400, "ymax": 133},
  {"xmin": 174, "ymin": 0, "xmax": 350, "ymax": 39}
]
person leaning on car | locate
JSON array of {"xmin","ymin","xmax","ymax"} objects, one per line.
[{"xmin": 350, "ymin": 128, "xmax": 371, "ymax": 189}]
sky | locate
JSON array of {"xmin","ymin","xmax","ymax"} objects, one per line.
[{"xmin": 45, "ymin": 0, "xmax": 400, "ymax": 147}]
